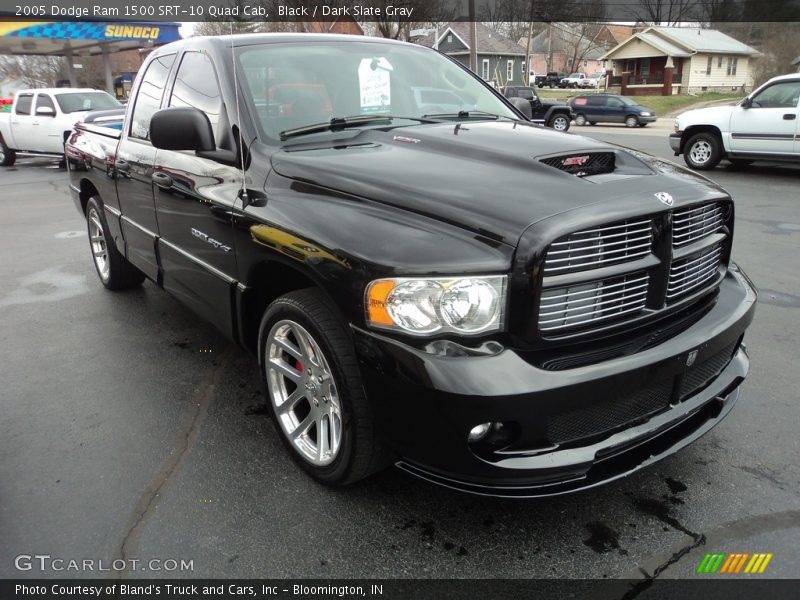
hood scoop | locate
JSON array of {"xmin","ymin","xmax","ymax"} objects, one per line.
[{"xmin": 540, "ymin": 152, "xmax": 617, "ymax": 177}]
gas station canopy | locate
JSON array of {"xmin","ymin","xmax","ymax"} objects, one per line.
[{"xmin": 0, "ymin": 20, "xmax": 181, "ymax": 90}]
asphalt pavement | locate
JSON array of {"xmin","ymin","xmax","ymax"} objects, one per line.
[{"xmin": 1, "ymin": 128, "xmax": 798, "ymax": 582}]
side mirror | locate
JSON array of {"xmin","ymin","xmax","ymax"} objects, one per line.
[
  {"xmin": 35, "ymin": 106, "xmax": 55, "ymax": 117},
  {"xmin": 741, "ymin": 97, "xmax": 752, "ymax": 109},
  {"xmin": 150, "ymin": 107, "xmax": 215, "ymax": 152},
  {"xmin": 509, "ymin": 97, "xmax": 532, "ymax": 120}
]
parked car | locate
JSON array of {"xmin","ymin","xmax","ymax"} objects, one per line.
[
  {"xmin": 66, "ymin": 33, "xmax": 755, "ymax": 497},
  {"xmin": 502, "ymin": 85, "xmax": 573, "ymax": 131},
  {"xmin": 568, "ymin": 94, "xmax": 657, "ymax": 127},
  {"xmin": 579, "ymin": 72, "xmax": 607, "ymax": 89},
  {"xmin": 560, "ymin": 73, "xmax": 588, "ymax": 88},
  {"xmin": 0, "ymin": 88, "xmax": 121, "ymax": 166},
  {"xmin": 535, "ymin": 72, "xmax": 568, "ymax": 88},
  {"xmin": 670, "ymin": 73, "xmax": 800, "ymax": 170}
]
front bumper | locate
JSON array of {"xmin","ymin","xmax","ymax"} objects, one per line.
[
  {"xmin": 353, "ymin": 267, "xmax": 756, "ymax": 498},
  {"xmin": 638, "ymin": 114, "xmax": 658, "ymax": 124},
  {"xmin": 670, "ymin": 133, "xmax": 682, "ymax": 154}
]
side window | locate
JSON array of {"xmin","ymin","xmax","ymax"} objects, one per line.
[
  {"xmin": 35, "ymin": 94, "xmax": 55, "ymax": 113},
  {"xmin": 169, "ymin": 52, "xmax": 224, "ymax": 143},
  {"xmin": 607, "ymin": 98, "xmax": 623, "ymax": 108},
  {"xmin": 518, "ymin": 88, "xmax": 534, "ymax": 100},
  {"xmin": 751, "ymin": 81, "xmax": 800, "ymax": 109},
  {"xmin": 15, "ymin": 94, "xmax": 33, "ymax": 115},
  {"xmin": 130, "ymin": 53, "xmax": 176, "ymax": 141},
  {"xmin": 587, "ymin": 96, "xmax": 605, "ymax": 107}
]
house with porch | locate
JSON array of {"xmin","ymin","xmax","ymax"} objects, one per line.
[
  {"xmin": 600, "ymin": 26, "xmax": 760, "ymax": 95},
  {"xmin": 414, "ymin": 22, "xmax": 527, "ymax": 87}
]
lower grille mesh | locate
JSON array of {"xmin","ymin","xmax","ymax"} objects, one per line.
[
  {"xmin": 547, "ymin": 380, "xmax": 672, "ymax": 445},
  {"xmin": 680, "ymin": 342, "xmax": 738, "ymax": 399}
]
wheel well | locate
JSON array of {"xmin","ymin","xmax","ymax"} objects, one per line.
[
  {"xmin": 680, "ymin": 125, "xmax": 722, "ymax": 153},
  {"xmin": 78, "ymin": 179, "xmax": 99, "ymax": 215},
  {"xmin": 240, "ymin": 261, "xmax": 317, "ymax": 353}
]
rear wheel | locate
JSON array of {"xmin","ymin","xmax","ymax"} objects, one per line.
[
  {"xmin": 625, "ymin": 115, "xmax": 639, "ymax": 128},
  {"xmin": 683, "ymin": 132, "xmax": 722, "ymax": 170},
  {"xmin": 259, "ymin": 289, "xmax": 385, "ymax": 486},
  {"xmin": 574, "ymin": 114, "xmax": 587, "ymax": 126},
  {"xmin": 0, "ymin": 137, "xmax": 16, "ymax": 166},
  {"xmin": 548, "ymin": 114, "xmax": 571, "ymax": 132},
  {"xmin": 85, "ymin": 197, "xmax": 145, "ymax": 290}
]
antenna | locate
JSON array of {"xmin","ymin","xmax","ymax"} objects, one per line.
[{"xmin": 230, "ymin": 22, "xmax": 248, "ymax": 206}]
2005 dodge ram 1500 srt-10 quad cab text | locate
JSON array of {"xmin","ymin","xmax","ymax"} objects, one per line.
[{"xmin": 66, "ymin": 34, "xmax": 756, "ymax": 498}]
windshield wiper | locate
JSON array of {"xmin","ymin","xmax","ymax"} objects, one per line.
[
  {"xmin": 279, "ymin": 115, "xmax": 438, "ymax": 141},
  {"xmin": 420, "ymin": 110, "xmax": 509, "ymax": 121}
]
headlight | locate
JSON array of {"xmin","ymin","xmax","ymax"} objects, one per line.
[
  {"xmin": 366, "ymin": 276, "xmax": 507, "ymax": 336},
  {"xmin": 673, "ymin": 120, "xmax": 681, "ymax": 133},
  {"xmin": 639, "ymin": 112, "xmax": 651, "ymax": 116}
]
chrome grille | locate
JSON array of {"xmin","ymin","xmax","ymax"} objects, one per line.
[
  {"xmin": 667, "ymin": 244, "xmax": 722, "ymax": 301},
  {"xmin": 544, "ymin": 219, "xmax": 653, "ymax": 275},
  {"xmin": 539, "ymin": 272, "xmax": 649, "ymax": 333},
  {"xmin": 672, "ymin": 203, "xmax": 725, "ymax": 248}
]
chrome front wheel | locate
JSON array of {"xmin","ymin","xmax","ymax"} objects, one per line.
[{"xmin": 266, "ymin": 319, "xmax": 343, "ymax": 466}]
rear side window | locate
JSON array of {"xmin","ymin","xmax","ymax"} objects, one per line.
[
  {"xmin": 587, "ymin": 96, "xmax": 605, "ymax": 107},
  {"xmin": 35, "ymin": 94, "xmax": 55, "ymax": 113},
  {"xmin": 15, "ymin": 94, "xmax": 33, "ymax": 115},
  {"xmin": 130, "ymin": 53, "xmax": 176, "ymax": 141},
  {"xmin": 169, "ymin": 52, "xmax": 223, "ymax": 142}
]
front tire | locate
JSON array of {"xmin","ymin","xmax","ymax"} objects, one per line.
[
  {"xmin": 625, "ymin": 115, "xmax": 639, "ymax": 128},
  {"xmin": 85, "ymin": 197, "xmax": 145, "ymax": 290},
  {"xmin": 548, "ymin": 114, "xmax": 571, "ymax": 132},
  {"xmin": 259, "ymin": 289, "xmax": 384, "ymax": 486},
  {"xmin": 0, "ymin": 137, "xmax": 16, "ymax": 166},
  {"xmin": 683, "ymin": 132, "xmax": 722, "ymax": 170}
]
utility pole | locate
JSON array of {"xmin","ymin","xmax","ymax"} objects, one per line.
[
  {"xmin": 524, "ymin": 0, "xmax": 536, "ymax": 85},
  {"xmin": 468, "ymin": 0, "xmax": 477, "ymax": 73}
]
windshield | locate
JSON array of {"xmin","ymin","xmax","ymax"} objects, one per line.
[
  {"xmin": 569, "ymin": 73, "xmax": 582, "ymax": 78},
  {"xmin": 237, "ymin": 41, "xmax": 517, "ymax": 142},
  {"xmin": 55, "ymin": 92, "xmax": 121, "ymax": 114}
]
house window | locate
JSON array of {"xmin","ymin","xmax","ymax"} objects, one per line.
[
  {"xmin": 481, "ymin": 59, "xmax": 490, "ymax": 80},
  {"xmin": 447, "ymin": 34, "xmax": 452, "ymax": 43},
  {"xmin": 727, "ymin": 57, "xmax": 738, "ymax": 76},
  {"xmin": 706, "ymin": 56, "xmax": 712, "ymax": 75},
  {"xmin": 507, "ymin": 60, "xmax": 514, "ymax": 83},
  {"xmin": 718, "ymin": 56, "xmax": 723, "ymax": 68}
]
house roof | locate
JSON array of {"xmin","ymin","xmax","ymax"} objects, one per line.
[
  {"xmin": 521, "ymin": 23, "xmax": 606, "ymax": 60},
  {"xmin": 602, "ymin": 25, "xmax": 636, "ymax": 45},
  {"xmin": 417, "ymin": 22, "xmax": 526, "ymax": 57},
  {"xmin": 600, "ymin": 26, "xmax": 760, "ymax": 60}
]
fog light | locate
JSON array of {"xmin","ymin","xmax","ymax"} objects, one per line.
[{"xmin": 468, "ymin": 422, "xmax": 492, "ymax": 442}]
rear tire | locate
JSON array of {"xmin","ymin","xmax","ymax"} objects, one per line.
[
  {"xmin": 0, "ymin": 137, "xmax": 16, "ymax": 166},
  {"xmin": 574, "ymin": 114, "xmax": 587, "ymax": 126},
  {"xmin": 683, "ymin": 132, "xmax": 722, "ymax": 170},
  {"xmin": 548, "ymin": 114, "xmax": 571, "ymax": 132},
  {"xmin": 85, "ymin": 197, "xmax": 145, "ymax": 290},
  {"xmin": 259, "ymin": 289, "xmax": 386, "ymax": 486}
]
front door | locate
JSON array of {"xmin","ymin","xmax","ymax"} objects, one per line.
[
  {"xmin": 153, "ymin": 50, "xmax": 241, "ymax": 338},
  {"xmin": 605, "ymin": 96, "xmax": 626, "ymax": 123},
  {"xmin": 31, "ymin": 93, "xmax": 61, "ymax": 153},
  {"xmin": 729, "ymin": 79, "xmax": 800, "ymax": 155}
]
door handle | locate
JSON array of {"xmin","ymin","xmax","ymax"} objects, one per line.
[
  {"xmin": 151, "ymin": 172, "xmax": 173, "ymax": 188},
  {"xmin": 783, "ymin": 113, "xmax": 796, "ymax": 120}
]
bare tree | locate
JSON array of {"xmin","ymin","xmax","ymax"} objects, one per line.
[
  {"xmin": 0, "ymin": 55, "xmax": 67, "ymax": 88},
  {"xmin": 633, "ymin": 0, "xmax": 699, "ymax": 25}
]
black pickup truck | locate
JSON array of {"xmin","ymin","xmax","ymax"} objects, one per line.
[
  {"xmin": 66, "ymin": 34, "xmax": 756, "ymax": 498},
  {"xmin": 502, "ymin": 85, "xmax": 574, "ymax": 131},
  {"xmin": 535, "ymin": 71, "xmax": 568, "ymax": 88}
]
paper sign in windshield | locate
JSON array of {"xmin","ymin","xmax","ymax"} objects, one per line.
[{"xmin": 359, "ymin": 57, "xmax": 392, "ymax": 112}]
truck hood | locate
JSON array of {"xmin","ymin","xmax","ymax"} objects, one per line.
[
  {"xmin": 676, "ymin": 104, "xmax": 737, "ymax": 125},
  {"xmin": 271, "ymin": 120, "xmax": 727, "ymax": 245}
]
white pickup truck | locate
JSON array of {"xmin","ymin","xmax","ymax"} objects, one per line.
[
  {"xmin": 0, "ymin": 88, "xmax": 121, "ymax": 166},
  {"xmin": 670, "ymin": 73, "xmax": 800, "ymax": 170}
]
